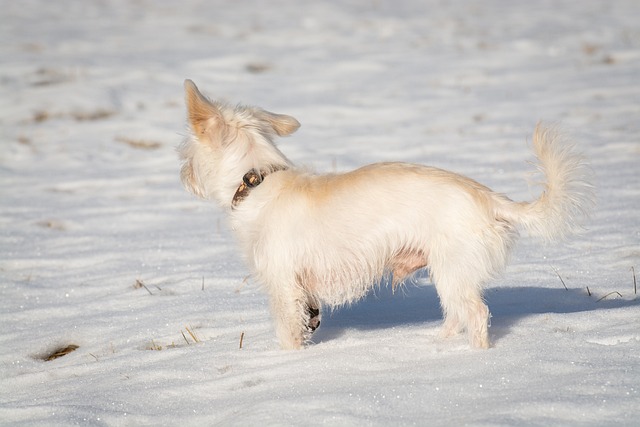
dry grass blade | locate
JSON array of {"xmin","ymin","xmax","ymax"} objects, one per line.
[
  {"xmin": 239, "ymin": 332, "xmax": 245, "ymax": 349},
  {"xmin": 134, "ymin": 279, "xmax": 153, "ymax": 295},
  {"xmin": 71, "ymin": 109, "xmax": 115, "ymax": 121},
  {"xmin": 235, "ymin": 276, "xmax": 250, "ymax": 294},
  {"xmin": 36, "ymin": 219, "xmax": 67, "ymax": 231},
  {"xmin": 552, "ymin": 266, "xmax": 568, "ymax": 290},
  {"xmin": 185, "ymin": 325, "xmax": 200, "ymax": 343},
  {"xmin": 44, "ymin": 344, "xmax": 79, "ymax": 361},
  {"xmin": 596, "ymin": 291, "xmax": 623, "ymax": 302},
  {"xmin": 181, "ymin": 330, "xmax": 191, "ymax": 345},
  {"xmin": 33, "ymin": 110, "xmax": 53, "ymax": 123},
  {"xmin": 115, "ymin": 136, "xmax": 162, "ymax": 150},
  {"xmin": 245, "ymin": 62, "xmax": 271, "ymax": 74},
  {"xmin": 631, "ymin": 266, "xmax": 637, "ymax": 295}
]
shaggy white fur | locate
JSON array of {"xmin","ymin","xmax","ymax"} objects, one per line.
[{"xmin": 179, "ymin": 79, "xmax": 594, "ymax": 350}]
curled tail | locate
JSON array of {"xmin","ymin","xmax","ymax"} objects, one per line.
[{"xmin": 498, "ymin": 124, "xmax": 594, "ymax": 242}]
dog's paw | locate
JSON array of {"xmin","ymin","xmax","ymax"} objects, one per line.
[
  {"xmin": 439, "ymin": 316, "xmax": 464, "ymax": 338},
  {"xmin": 306, "ymin": 306, "xmax": 321, "ymax": 332}
]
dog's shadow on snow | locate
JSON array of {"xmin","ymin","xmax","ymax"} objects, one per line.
[{"xmin": 312, "ymin": 277, "xmax": 640, "ymax": 345}]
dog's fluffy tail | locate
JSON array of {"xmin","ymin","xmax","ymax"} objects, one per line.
[{"xmin": 497, "ymin": 124, "xmax": 594, "ymax": 242}]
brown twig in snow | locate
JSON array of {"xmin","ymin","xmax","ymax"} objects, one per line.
[
  {"xmin": 596, "ymin": 291, "xmax": 623, "ymax": 302},
  {"xmin": 551, "ymin": 266, "xmax": 568, "ymax": 290}
]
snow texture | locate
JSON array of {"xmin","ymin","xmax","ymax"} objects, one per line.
[{"xmin": 1, "ymin": 0, "xmax": 639, "ymax": 425}]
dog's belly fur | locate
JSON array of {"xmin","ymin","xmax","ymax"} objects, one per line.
[{"xmin": 387, "ymin": 247, "xmax": 429, "ymax": 290}]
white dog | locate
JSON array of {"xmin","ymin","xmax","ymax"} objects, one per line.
[{"xmin": 179, "ymin": 79, "xmax": 593, "ymax": 350}]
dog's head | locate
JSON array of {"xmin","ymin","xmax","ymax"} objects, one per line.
[{"xmin": 179, "ymin": 79, "xmax": 299, "ymax": 205}]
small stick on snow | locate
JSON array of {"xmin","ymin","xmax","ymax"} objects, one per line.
[
  {"xmin": 239, "ymin": 332, "xmax": 245, "ymax": 349},
  {"xmin": 236, "ymin": 276, "xmax": 250, "ymax": 293},
  {"xmin": 586, "ymin": 286, "xmax": 591, "ymax": 296},
  {"xmin": 631, "ymin": 266, "xmax": 637, "ymax": 295},
  {"xmin": 552, "ymin": 266, "xmax": 568, "ymax": 291},
  {"xmin": 181, "ymin": 331, "xmax": 191, "ymax": 345},
  {"xmin": 596, "ymin": 291, "xmax": 623, "ymax": 302},
  {"xmin": 185, "ymin": 325, "xmax": 200, "ymax": 343},
  {"xmin": 44, "ymin": 344, "xmax": 79, "ymax": 361},
  {"xmin": 135, "ymin": 279, "xmax": 153, "ymax": 295}
]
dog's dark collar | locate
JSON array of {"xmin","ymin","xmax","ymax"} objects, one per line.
[{"xmin": 231, "ymin": 166, "xmax": 286, "ymax": 208}]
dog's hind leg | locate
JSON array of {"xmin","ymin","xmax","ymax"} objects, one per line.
[
  {"xmin": 431, "ymin": 264, "xmax": 491, "ymax": 349},
  {"xmin": 437, "ymin": 282, "xmax": 490, "ymax": 348}
]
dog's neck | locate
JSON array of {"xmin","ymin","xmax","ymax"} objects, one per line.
[{"xmin": 231, "ymin": 166, "xmax": 287, "ymax": 208}]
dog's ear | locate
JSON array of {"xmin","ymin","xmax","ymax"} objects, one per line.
[
  {"xmin": 184, "ymin": 79, "xmax": 224, "ymax": 138},
  {"xmin": 256, "ymin": 109, "xmax": 301, "ymax": 137}
]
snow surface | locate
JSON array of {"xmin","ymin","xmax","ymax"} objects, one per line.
[{"xmin": 1, "ymin": 0, "xmax": 639, "ymax": 425}]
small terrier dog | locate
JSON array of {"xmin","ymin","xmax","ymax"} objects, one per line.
[{"xmin": 179, "ymin": 79, "xmax": 593, "ymax": 350}]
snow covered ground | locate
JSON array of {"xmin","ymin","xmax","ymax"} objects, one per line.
[{"xmin": 1, "ymin": 0, "xmax": 639, "ymax": 425}]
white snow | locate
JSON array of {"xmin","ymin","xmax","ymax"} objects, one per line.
[{"xmin": 1, "ymin": 0, "xmax": 639, "ymax": 425}]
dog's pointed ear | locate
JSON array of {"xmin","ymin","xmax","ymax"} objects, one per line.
[
  {"xmin": 257, "ymin": 110, "xmax": 301, "ymax": 137},
  {"xmin": 184, "ymin": 79, "xmax": 223, "ymax": 137}
]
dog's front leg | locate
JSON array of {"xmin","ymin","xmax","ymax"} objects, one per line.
[{"xmin": 268, "ymin": 285, "xmax": 317, "ymax": 350}]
